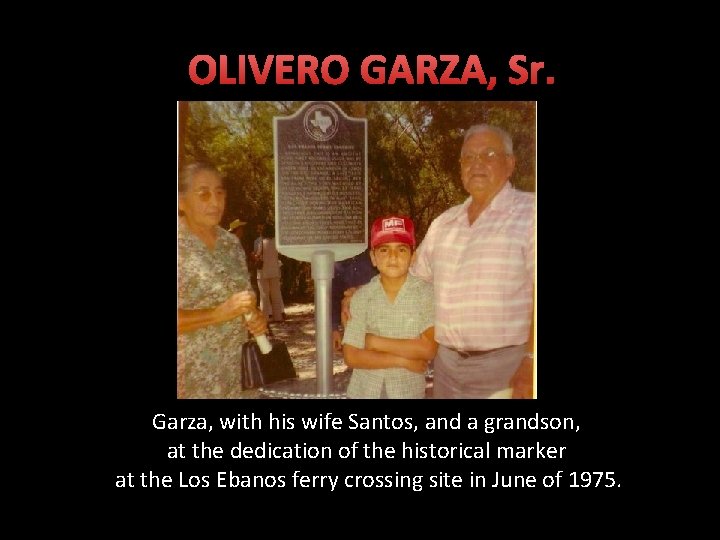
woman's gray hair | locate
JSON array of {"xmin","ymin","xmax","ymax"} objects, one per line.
[
  {"xmin": 463, "ymin": 124, "xmax": 514, "ymax": 155},
  {"xmin": 178, "ymin": 162, "xmax": 222, "ymax": 194}
]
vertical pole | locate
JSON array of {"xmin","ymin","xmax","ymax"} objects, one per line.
[{"xmin": 312, "ymin": 250, "xmax": 335, "ymax": 395}]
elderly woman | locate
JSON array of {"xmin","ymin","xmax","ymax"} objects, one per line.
[{"xmin": 177, "ymin": 162, "xmax": 268, "ymax": 398}]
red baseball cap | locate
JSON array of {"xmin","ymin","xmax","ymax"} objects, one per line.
[{"xmin": 370, "ymin": 215, "xmax": 416, "ymax": 249}]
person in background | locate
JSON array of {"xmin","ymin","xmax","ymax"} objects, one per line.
[
  {"xmin": 253, "ymin": 224, "xmax": 285, "ymax": 322},
  {"xmin": 411, "ymin": 124, "xmax": 535, "ymax": 398},
  {"xmin": 228, "ymin": 218, "xmax": 259, "ymax": 304},
  {"xmin": 342, "ymin": 215, "xmax": 436, "ymax": 399},
  {"xmin": 332, "ymin": 248, "xmax": 377, "ymax": 352},
  {"xmin": 177, "ymin": 163, "xmax": 268, "ymax": 398}
]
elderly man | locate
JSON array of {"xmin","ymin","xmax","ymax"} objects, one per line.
[{"xmin": 411, "ymin": 124, "xmax": 535, "ymax": 398}]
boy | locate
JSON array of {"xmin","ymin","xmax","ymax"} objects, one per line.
[{"xmin": 342, "ymin": 215, "xmax": 437, "ymax": 398}]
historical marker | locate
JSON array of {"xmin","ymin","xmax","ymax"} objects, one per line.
[{"xmin": 274, "ymin": 101, "xmax": 367, "ymax": 262}]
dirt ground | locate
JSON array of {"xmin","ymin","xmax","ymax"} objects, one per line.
[{"xmin": 268, "ymin": 303, "xmax": 347, "ymax": 379}]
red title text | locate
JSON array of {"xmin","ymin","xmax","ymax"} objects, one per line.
[{"xmin": 188, "ymin": 54, "xmax": 554, "ymax": 89}]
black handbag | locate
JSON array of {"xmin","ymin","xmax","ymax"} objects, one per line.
[{"xmin": 241, "ymin": 338, "xmax": 297, "ymax": 390}]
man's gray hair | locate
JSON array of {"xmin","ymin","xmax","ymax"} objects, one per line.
[{"xmin": 463, "ymin": 124, "xmax": 513, "ymax": 155}]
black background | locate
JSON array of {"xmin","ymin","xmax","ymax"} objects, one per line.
[{"xmin": 99, "ymin": 41, "xmax": 642, "ymax": 501}]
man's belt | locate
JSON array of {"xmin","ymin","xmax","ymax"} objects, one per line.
[{"xmin": 446, "ymin": 344, "xmax": 518, "ymax": 359}]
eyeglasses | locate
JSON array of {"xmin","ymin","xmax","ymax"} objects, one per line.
[
  {"xmin": 459, "ymin": 148, "xmax": 507, "ymax": 166},
  {"xmin": 191, "ymin": 187, "xmax": 227, "ymax": 202}
]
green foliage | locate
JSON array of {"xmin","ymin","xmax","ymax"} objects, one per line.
[{"xmin": 181, "ymin": 101, "xmax": 535, "ymax": 301}]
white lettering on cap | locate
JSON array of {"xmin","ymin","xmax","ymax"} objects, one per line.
[{"xmin": 382, "ymin": 217, "xmax": 405, "ymax": 231}]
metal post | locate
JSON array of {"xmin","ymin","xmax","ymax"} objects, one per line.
[{"xmin": 312, "ymin": 250, "xmax": 335, "ymax": 395}]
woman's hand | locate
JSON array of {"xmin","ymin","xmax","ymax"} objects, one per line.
[
  {"xmin": 244, "ymin": 309, "xmax": 269, "ymax": 336},
  {"xmin": 215, "ymin": 291, "xmax": 257, "ymax": 323}
]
